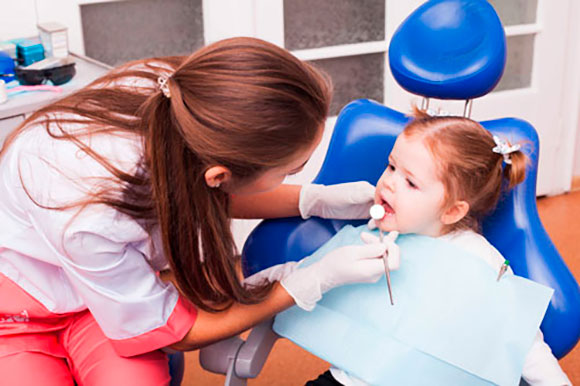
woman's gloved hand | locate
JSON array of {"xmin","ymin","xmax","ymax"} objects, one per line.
[
  {"xmin": 244, "ymin": 231, "xmax": 400, "ymax": 311},
  {"xmin": 298, "ymin": 182, "xmax": 375, "ymax": 220},
  {"xmin": 283, "ymin": 230, "xmax": 400, "ymax": 311},
  {"xmin": 243, "ymin": 261, "xmax": 299, "ymax": 288},
  {"xmin": 360, "ymin": 230, "xmax": 400, "ymax": 270}
]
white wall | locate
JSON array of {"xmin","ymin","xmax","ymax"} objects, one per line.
[
  {"xmin": 574, "ymin": 100, "xmax": 580, "ymax": 177},
  {"xmin": 0, "ymin": 1, "xmax": 38, "ymax": 41}
]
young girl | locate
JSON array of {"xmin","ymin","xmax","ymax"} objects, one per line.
[
  {"xmin": 0, "ymin": 37, "xmax": 389, "ymax": 385},
  {"xmin": 303, "ymin": 108, "xmax": 571, "ymax": 385}
]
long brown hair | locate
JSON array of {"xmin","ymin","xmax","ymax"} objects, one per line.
[
  {"xmin": 404, "ymin": 107, "xmax": 527, "ymax": 233},
  {"xmin": 2, "ymin": 37, "xmax": 332, "ymax": 312}
]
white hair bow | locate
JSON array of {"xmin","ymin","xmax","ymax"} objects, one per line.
[
  {"xmin": 426, "ymin": 108, "xmax": 452, "ymax": 117},
  {"xmin": 492, "ymin": 135, "xmax": 520, "ymax": 164}
]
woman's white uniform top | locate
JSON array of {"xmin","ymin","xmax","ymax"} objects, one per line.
[
  {"xmin": 330, "ymin": 230, "xmax": 571, "ymax": 386},
  {"xmin": 0, "ymin": 106, "xmax": 196, "ymax": 356}
]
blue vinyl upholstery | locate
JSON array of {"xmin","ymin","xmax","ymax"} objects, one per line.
[{"xmin": 389, "ymin": 0, "xmax": 506, "ymax": 99}]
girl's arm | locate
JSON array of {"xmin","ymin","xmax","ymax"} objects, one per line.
[
  {"xmin": 168, "ymin": 282, "xmax": 294, "ymax": 351},
  {"xmin": 230, "ymin": 184, "xmax": 301, "ymax": 219},
  {"xmin": 521, "ymin": 330, "xmax": 571, "ymax": 385}
]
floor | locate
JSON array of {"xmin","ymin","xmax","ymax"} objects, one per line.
[{"xmin": 182, "ymin": 190, "xmax": 580, "ymax": 385}]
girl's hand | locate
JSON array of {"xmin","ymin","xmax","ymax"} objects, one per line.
[{"xmin": 299, "ymin": 182, "xmax": 375, "ymax": 220}]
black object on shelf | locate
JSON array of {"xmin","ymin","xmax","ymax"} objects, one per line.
[{"xmin": 15, "ymin": 62, "xmax": 76, "ymax": 86}]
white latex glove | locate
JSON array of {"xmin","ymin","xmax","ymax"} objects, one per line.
[
  {"xmin": 360, "ymin": 230, "xmax": 401, "ymax": 270},
  {"xmin": 281, "ymin": 231, "xmax": 400, "ymax": 311},
  {"xmin": 367, "ymin": 218, "xmax": 378, "ymax": 230},
  {"xmin": 299, "ymin": 182, "xmax": 375, "ymax": 220},
  {"xmin": 243, "ymin": 261, "xmax": 299, "ymax": 288}
]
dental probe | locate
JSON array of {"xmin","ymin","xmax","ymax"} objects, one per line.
[{"xmin": 370, "ymin": 204, "xmax": 395, "ymax": 305}]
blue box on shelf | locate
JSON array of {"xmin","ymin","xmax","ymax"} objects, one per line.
[
  {"xmin": 14, "ymin": 38, "xmax": 45, "ymax": 67},
  {"xmin": 0, "ymin": 51, "xmax": 15, "ymax": 82}
]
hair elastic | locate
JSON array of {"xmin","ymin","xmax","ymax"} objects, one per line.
[
  {"xmin": 157, "ymin": 76, "xmax": 171, "ymax": 98},
  {"xmin": 492, "ymin": 135, "xmax": 520, "ymax": 164}
]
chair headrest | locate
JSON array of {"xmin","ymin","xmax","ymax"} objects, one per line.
[{"xmin": 389, "ymin": 0, "xmax": 506, "ymax": 100}]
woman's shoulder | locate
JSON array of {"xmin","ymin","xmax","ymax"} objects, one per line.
[
  {"xmin": 15, "ymin": 117, "xmax": 142, "ymax": 170},
  {"xmin": 5, "ymin": 118, "xmax": 144, "ymax": 208}
]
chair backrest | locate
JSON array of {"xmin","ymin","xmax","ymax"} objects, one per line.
[
  {"xmin": 243, "ymin": 0, "xmax": 580, "ymax": 359},
  {"xmin": 389, "ymin": 0, "xmax": 506, "ymax": 100}
]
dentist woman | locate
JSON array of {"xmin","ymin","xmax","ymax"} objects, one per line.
[{"xmin": 0, "ymin": 37, "xmax": 389, "ymax": 385}]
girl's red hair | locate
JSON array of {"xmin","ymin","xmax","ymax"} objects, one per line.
[{"xmin": 404, "ymin": 107, "xmax": 527, "ymax": 233}]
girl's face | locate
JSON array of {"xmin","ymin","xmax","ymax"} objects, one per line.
[{"xmin": 374, "ymin": 133, "xmax": 447, "ymax": 237}]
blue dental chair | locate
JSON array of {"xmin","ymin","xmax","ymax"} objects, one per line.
[{"xmin": 199, "ymin": 0, "xmax": 580, "ymax": 383}]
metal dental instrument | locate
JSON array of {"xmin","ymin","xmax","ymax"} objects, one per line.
[
  {"xmin": 497, "ymin": 259, "xmax": 510, "ymax": 282},
  {"xmin": 370, "ymin": 204, "xmax": 394, "ymax": 305}
]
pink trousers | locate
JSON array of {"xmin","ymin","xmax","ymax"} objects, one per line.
[{"xmin": 0, "ymin": 274, "xmax": 171, "ymax": 386}]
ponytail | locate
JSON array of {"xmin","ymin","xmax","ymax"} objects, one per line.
[
  {"xmin": 141, "ymin": 92, "xmax": 273, "ymax": 312},
  {"xmin": 502, "ymin": 148, "xmax": 527, "ymax": 190}
]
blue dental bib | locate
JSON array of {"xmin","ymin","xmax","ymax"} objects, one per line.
[{"xmin": 273, "ymin": 225, "xmax": 553, "ymax": 386}]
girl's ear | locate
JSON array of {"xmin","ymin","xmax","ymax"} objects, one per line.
[
  {"xmin": 204, "ymin": 166, "xmax": 232, "ymax": 188},
  {"xmin": 440, "ymin": 200, "xmax": 470, "ymax": 226}
]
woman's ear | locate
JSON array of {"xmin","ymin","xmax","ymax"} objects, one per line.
[
  {"xmin": 204, "ymin": 166, "xmax": 232, "ymax": 188},
  {"xmin": 440, "ymin": 200, "xmax": 470, "ymax": 226}
]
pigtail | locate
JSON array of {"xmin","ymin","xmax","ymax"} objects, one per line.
[
  {"xmin": 503, "ymin": 148, "xmax": 527, "ymax": 190},
  {"xmin": 410, "ymin": 105, "xmax": 432, "ymax": 120}
]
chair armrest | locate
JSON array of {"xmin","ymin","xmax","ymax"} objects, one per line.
[
  {"xmin": 235, "ymin": 318, "xmax": 280, "ymax": 378},
  {"xmin": 199, "ymin": 335, "xmax": 245, "ymax": 375},
  {"xmin": 198, "ymin": 319, "xmax": 280, "ymax": 384}
]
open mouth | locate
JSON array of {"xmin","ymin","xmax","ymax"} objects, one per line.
[{"xmin": 379, "ymin": 197, "xmax": 395, "ymax": 216}]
